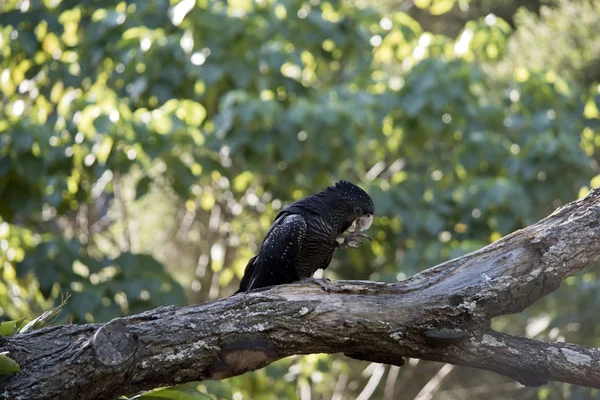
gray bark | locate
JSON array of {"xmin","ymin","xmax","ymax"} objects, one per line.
[{"xmin": 2, "ymin": 188, "xmax": 600, "ymax": 399}]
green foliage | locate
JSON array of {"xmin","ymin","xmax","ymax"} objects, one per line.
[
  {"xmin": 0, "ymin": 320, "xmax": 18, "ymax": 337},
  {"xmin": 1, "ymin": 0, "xmax": 599, "ymax": 398},
  {"xmin": 126, "ymin": 382, "xmax": 215, "ymax": 400},
  {"xmin": 0, "ymin": 352, "xmax": 20, "ymax": 375},
  {"xmin": 507, "ymin": 0, "xmax": 600, "ymax": 87},
  {"xmin": 0, "ymin": 317, "xmax": 21, "ymax": 376},
  {"xmin": 414, "ymin": 0, "xmax": 461, "ymax": 16}
]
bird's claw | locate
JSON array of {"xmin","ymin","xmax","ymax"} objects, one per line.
[
  {"xmin": 337, "ymin": 232, "xmax": 371, "ymax": 249},
  {"xmin": 301, "ymin": 277, "xmax": 331, "ymax": 293},
  {"xmin": 481, "ymin": 273, "xmax": 493, "ymax": 286}
]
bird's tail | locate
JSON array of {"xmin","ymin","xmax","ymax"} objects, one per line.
[{"xmin": 234, "ymin": 255, "xmax": 258, "ymax": 294}]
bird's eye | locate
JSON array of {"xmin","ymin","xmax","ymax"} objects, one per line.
[{"xmin": 353, "ymin": 206, "xmax": 362, "ymax": 215}]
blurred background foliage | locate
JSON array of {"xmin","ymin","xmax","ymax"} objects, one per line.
[{"xmin": 1, "ymin": 0, "xmax": 600, "ymax": 398}]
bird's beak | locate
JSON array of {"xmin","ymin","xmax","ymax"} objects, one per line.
[
  {"xmin": 358, "ymin": 214, "xmax": 373, "ymax": 231},
  {"xmin": 348, "ymin": 214, "xmax": 373, "ymax": 233}
]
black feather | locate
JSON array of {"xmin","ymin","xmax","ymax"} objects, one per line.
[
  {"xmin": 235, "ymin": 180, "xmax": 374, "ymax": 293},
  {"xmin": 236, "ymin": 214, "xmax": 306, "ymax": 293}
]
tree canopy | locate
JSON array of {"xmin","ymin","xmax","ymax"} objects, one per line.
[{"xmin": 1, "ymin": 0, "xmax": 600, "ymax": 398}]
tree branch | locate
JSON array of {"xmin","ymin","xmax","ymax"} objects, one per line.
[{"xmin": 3, "ymin": 188, "xmax": 600, "ymax": 400}]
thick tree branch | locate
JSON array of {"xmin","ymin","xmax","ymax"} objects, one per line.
[{"xmin": 3, "ymin": 188, "xmax": 600, "ymax": 399}]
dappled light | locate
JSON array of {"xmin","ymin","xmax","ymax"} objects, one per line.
[{"xmin": 1, "ymin": 0, "xmax": 600, "ymax": 398}]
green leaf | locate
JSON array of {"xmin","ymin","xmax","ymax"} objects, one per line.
[
  {"xmin": 16, "ymin": 318, "xmax": 30, "ymax": 331},
  {"xmin": 429, "ymin": 0, "xmax": 456, "ymax": 15},
  {"xmin": 18, "ymin": 30, "xmax": 38, "ymax": 58},
  {"xmin": 0, "ymin": 158, "xmax": 12, "ymax": 178},
  {"xmin": 35, "ymin": 260, "xmax": 60, "ymax": 298},
  {"xmin": 131, "ymin": 382, "xmax": 214, "ymax": 400},
  {"xmin": 68, "ymin": 290, "xmax": 101, "ymax": 320},
  {"xmin": 280, "ymin": 141, "xmax": 301, "ymax": 163},
  {"xmin": 93, "ymin": 115, "xmax": 111, "ymax": 134},
  {"xmin": 12, "ymin": 133, "xmax": 34, "ymax": 153},
  {"xmin": 0, "ymin": 321, "xmax": 17, "ymax": 337},
  {"xmin": 0, "ymin": 353, "xmax": 20, "ymax": 375},
  {"xmin": 120, "ymin": 279, "xmax": 145, "ymax": 300},
  {"xmin": 402, "ymin": 94, "xmax": 427, "ymax": 117},
  {"xmin": 135, "ymin": 176, "xmax": 152, "ymax": 200},
  {"xmin": 115, "ymin": 252, "xmax": 173, "ymax": 278},
  {"xmin": 413, "ymin": 0, "xmax": 431, "ymax": 10}
]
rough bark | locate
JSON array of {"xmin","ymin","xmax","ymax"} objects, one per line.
[{"xmin": 2, "ymin": 188, "xmax": 600, "ymax": 400}]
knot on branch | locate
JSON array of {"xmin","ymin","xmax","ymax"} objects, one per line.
[
  {"xmin": 91, "ymin": 318, "xmax": 137, "ymax": 367},
  {"xmin": 515, "ymin": 370, "xmax": 550, "ymax": 387},
  {"xmin": 423, "ymin": 328, "xmax": 470, "ymax": 347},
  {"xmin": 208, "ymin": 335, "xmax": 277, "ymax": 380}
]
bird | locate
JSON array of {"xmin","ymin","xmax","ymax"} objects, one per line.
[{"xmin": 235, "ymin": 180, "xmax": 375, "ymax": 293}]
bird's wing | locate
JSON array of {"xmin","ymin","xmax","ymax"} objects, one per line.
[
  {"xmin": 236, "ymin": 255, "xmax": 259, "ymax": 293},
  {"xmin": 236, "ymin": 213, "xmax": 307, "ymax": 292}
]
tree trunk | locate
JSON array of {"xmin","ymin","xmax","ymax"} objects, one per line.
[{"xmin": 3, "ymin": 189, "xmax": 600, "ymax": 400}]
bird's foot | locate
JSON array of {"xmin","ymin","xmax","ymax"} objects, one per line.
[
  {"xmin": 300, "ymin": 277, "xmax": 331, "ymax": 293},
  {"xmin": 337, "ymin": 232, "xmax": 371, "ymax": 249}
]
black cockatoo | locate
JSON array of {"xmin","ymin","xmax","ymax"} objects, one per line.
[{"xmin": 236, "ymin": 180, "xmax": 374, "ymax": 293}]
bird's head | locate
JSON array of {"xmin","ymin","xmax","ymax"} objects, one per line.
[{"xmin": 330, "ymin": 180, "xmax": 375, "ymax": 235}]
